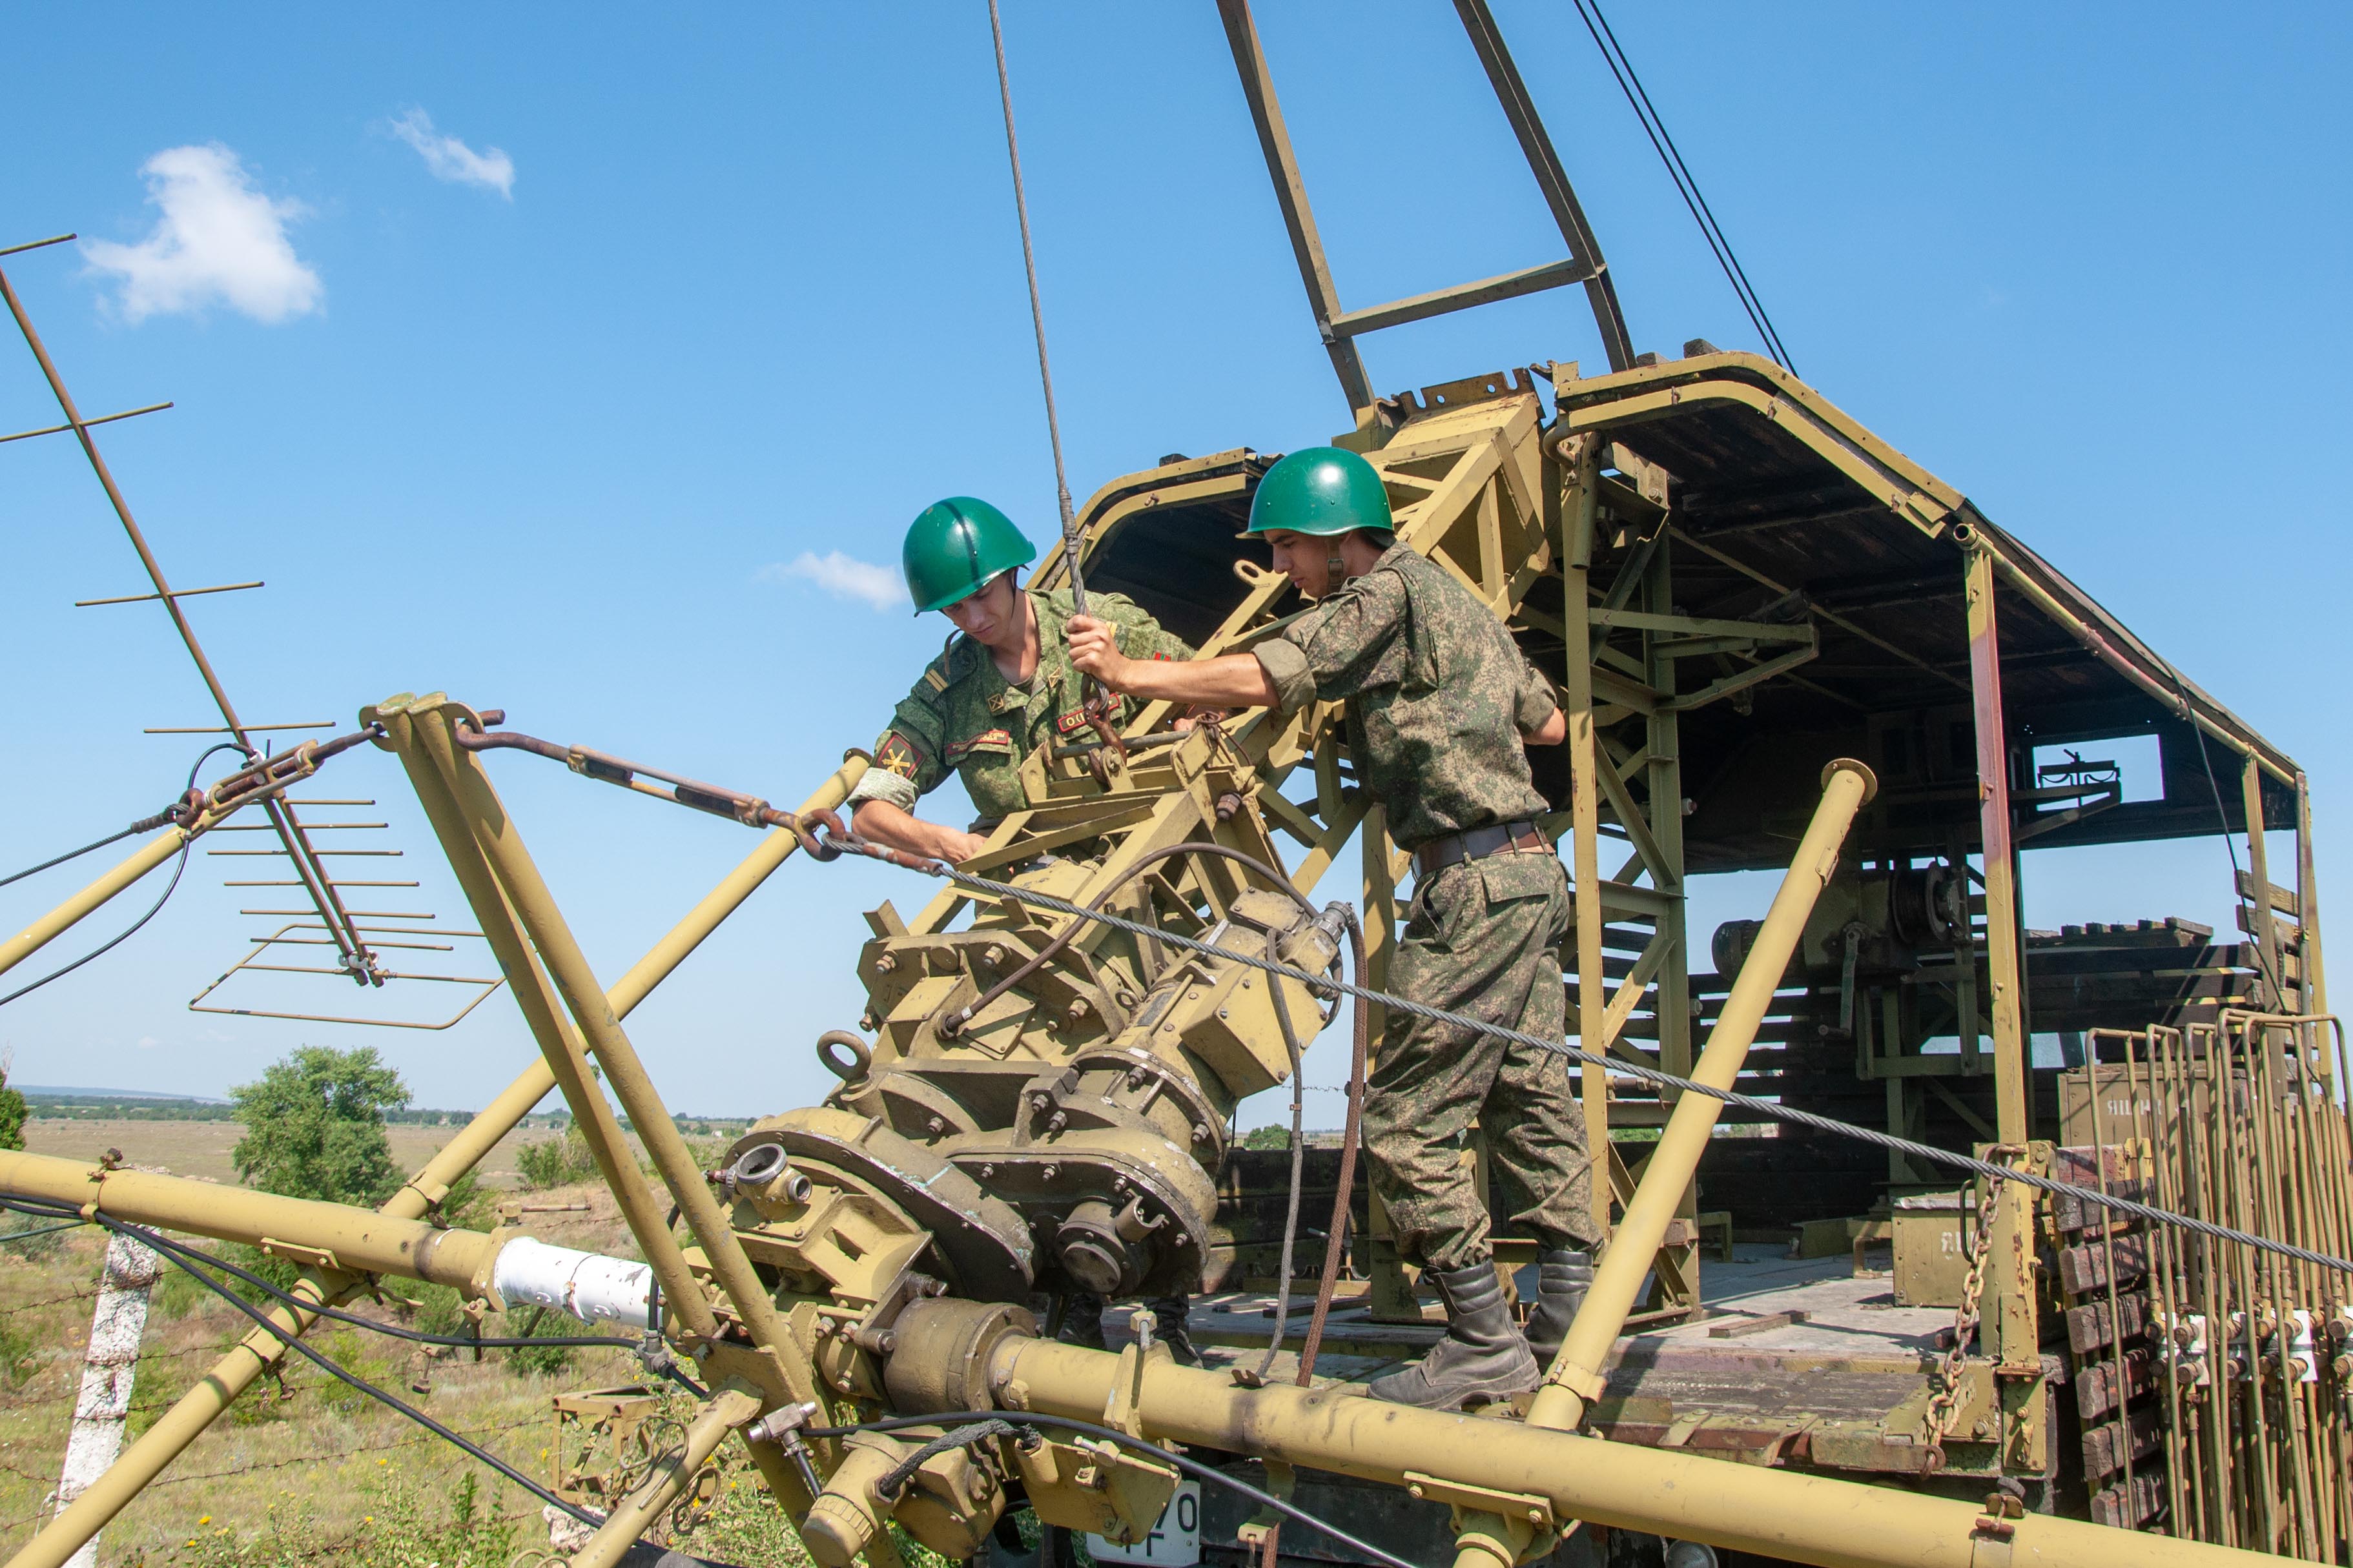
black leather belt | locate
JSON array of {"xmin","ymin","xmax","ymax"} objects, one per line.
[{"xmin": 1412, "ymin": 819, "xmax": 1550, "ymax": 881}]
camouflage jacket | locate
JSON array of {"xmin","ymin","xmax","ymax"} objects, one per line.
[
  {"xmin": 848, "ymin": 587, "xmax": 1195, "ymax": 825},
  {"xmin": 1253, "ymin": 544, "xmax": 1556, "ymax": 851}
]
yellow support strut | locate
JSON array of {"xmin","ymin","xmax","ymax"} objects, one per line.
[{"xmin": 1528, "ymin": 758, "xmax": 1876, "ymax": 1431}]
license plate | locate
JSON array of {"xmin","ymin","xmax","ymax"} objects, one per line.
[{"xmin": 1087, "ymin": 1479, "xmax": 1202, "ymax": 1567}]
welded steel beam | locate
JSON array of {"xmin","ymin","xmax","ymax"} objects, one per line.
[
  {"xmin": 1962, "ymin": 539, "xmax": 2029, "ymax": 1142},
  {"xmin": 1324, "ymin": 257, "xmax": 1596, "ymax": 341},
  {"xmin": 1451, "ymin": 0, "xmax": 1634, "ymax": 371},
  {"xmin": 1212, "ymin": 0, "xmax": 1375, "ymax": 413}
]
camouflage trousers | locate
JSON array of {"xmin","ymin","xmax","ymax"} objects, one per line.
[{"xmin": 1361, "ymin": 849, "xmax": 1599, "ymax": 1273}]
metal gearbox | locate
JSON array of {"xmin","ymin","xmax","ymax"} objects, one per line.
[{"xmin": 781, "ymin": 864, "xmax": 1341, "ymax": 1305}]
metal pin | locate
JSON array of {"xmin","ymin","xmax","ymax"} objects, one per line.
[
  {"xmin": 144, "ymin": 722, "xmax": 331, "ymax": 734},
  {"xmin": 3, "ymin": 400, "xmax": 172, "ymax": 446},
  {"xmin": 76, "ymin": 578, "xmax": 259, "ymax": 607}
]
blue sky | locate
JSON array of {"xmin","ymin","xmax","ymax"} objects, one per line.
[{"xmin": 1, "ymin": 5, "xmax": 2346, "ymax": 1121}]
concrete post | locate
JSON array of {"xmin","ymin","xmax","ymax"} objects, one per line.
[{"xmin": 52, "ymin": 1231, "xmax": 161, "ymax": 1568}]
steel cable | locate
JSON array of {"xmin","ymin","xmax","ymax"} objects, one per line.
[
  {"xmin": 1571, "ymin": 0, "xmax": 1794, "ymax": 372},
  {"xmin": 1, "ymin": 819, "xmax": 165, "ymax": 890},
  {"xmin": 818, "ymin": 832, "xmax": 2353, "ymax": 1278},
  {"xmin": 0, "ymin": 743, "xmax": 244, "ymax": 1009},
  {"xmin": 1254, "ymin": 926, "xmax": 1308, "ymax": 1385},
  {"xmin": 2172, "ymin": 667, "xmax": 2292, "ymax": 1008}
]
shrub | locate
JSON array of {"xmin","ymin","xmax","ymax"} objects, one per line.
[
  {"xmin": 515, "ymin": 1129, "xmax": 599, "ymax": 1190},
  {"xmin": 434, "ymin": 1170, "xmax": 495, "ymax": 1232},
  {"xmin": 155, "ymin": 1464, "xmax": 519, "ymax": 1567},
  {"xmin": 498, "ymin": 1307, "xmax": 578, "ymax": 1380},
  {"xmin": 231, "ymin": 1045, "xmax": 410, "ymax": 1207},
  {"xmin": 0, "ymin": 1050, "xmax": 26, "ymax": 1152}
]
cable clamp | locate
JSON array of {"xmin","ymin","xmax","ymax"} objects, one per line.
[
  {"xmin": 259, "ymin": 1236, "xmax": 342, "ymax": 1273},
  {"xmin": 1968, "ymin": 1490, "xmax": 2024, "ymax": 1568},
  {"xmin": 1102, "ymin": 1334, "xmax": 1156, "ymax": 1440}
]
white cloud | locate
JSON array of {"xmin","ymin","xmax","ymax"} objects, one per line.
[
  {"xmin": 389, "ymin": 108, "xmax": 515, "ymax": 199},
  {"xmin": 81, "ymin": 144, "xmax": 323, "ymax": 325},
  {"xmin": 759, "ymin": 551, "xmax": 903, "ymax": 613}
]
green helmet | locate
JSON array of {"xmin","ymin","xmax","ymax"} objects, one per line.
[
  {"xmin": 1244, "ymin": 446, "xmax": 1393, "ymax": 538},
  {"xmin": 901, "ymin": 497, "xmax": 1038, "ymax": 615}
]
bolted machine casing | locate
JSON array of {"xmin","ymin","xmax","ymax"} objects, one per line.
[{"xmin": 723, "ymin": 860, "xmax": 1341, "ymax": 1308}]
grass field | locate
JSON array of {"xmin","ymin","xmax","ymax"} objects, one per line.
[
  {"xmin": 17, "ymin": 1119, "xmax": 597, "ymax": 1192},
  {"xmin": 0, "ymin": 1121, "xmax": 823, "ymax": 1567}
]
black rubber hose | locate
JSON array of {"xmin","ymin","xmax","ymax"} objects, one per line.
[{"xmin": 14, "ymin": 1200, "xmax": 602, "ymax": 1527}]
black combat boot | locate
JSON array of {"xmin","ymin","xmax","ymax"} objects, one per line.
[
  {"xmin": 1367, "ymin": 1261, "xmax": 1539, "ymax": 1409},
  {"xmin": 1521, "ymin": 1248, "xmax": 1594, "ymax": 1366},
  {"xmin": 1144, "ymin": 1295, "xmax": 1200, "ymax": 1367},
  {"xmin": 1056, "ymin": 1292, "xmax": 1106, "ymax": 1350}
]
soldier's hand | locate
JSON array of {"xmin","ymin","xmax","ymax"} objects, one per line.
[
  {"xmin": 1065, "ymin": 615, "xmax": 1131, "ymax": 687},
  {"xmin": 943, "ymin": 829, "xmax": 991, "ymax": 863}
]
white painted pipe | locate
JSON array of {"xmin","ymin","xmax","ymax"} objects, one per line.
[{"xmin": 491, "ymin": 1237, "xmax": 654, "ymax": 1329}]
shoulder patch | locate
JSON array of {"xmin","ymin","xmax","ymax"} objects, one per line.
[
  {"xmin": 875, "ymin": 731, "xmax": 923, "ymax": 779},
  {"xmin": 922, "ymin": 664, "xmax": 950, "ymax": 695},
  {"xmin": 1054, "ymin": 708, "xmax": 1093, "ymax": 735}
]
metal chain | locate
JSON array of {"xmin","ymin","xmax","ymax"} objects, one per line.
[{"xmin": 1923, "ymin": 1146, "xmax": 2017, "ymax": 1470}]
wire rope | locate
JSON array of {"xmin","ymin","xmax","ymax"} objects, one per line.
[
  {"xmin": 985, "ymin": 0, "xmax": 1083, "ymax": 581},
  {"xmin": 3, "ymin": 822, "xmax": 161, "ymax": 890},
  {"xmin": 810, "ymin": 831, "xmax": 2353, "ymax": 1278},
  {"xmin": 1572, "ymin": 0, "xmax": 1795, "ymax": 372},
  {"xmin": 0, "ymin": 742, "xmax": 246, "ymax": 1008}
]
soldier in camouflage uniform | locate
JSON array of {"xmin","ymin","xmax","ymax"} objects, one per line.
[
  {"xmin": 849, "ymin": 496, "xmax": 1203, "ymax": 1363},
  {"xmin": 847, "ymin": 496, "xmax": 1197, "ymax": 860},
  {"xmin": 1070, "ymin": 447, "xmax": 1600, "ymax": 1409}
]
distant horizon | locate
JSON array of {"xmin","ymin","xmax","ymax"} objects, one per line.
[
  {"xmin": 15, "ymin": 1084, "xmax": 231, "ymax": 1105},
  {"xmin": 12, "ymin": 1084, "xmax": 758, "ymax": 1125}
]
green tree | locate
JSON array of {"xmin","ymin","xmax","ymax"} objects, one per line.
[
  {"xmin": 0, "ymin": 1051, "xmax": 26, "ymax": 1152},
  {"xmin": 229, "ymin": 1045, "xmax": 409, "ymax": 1205}
]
